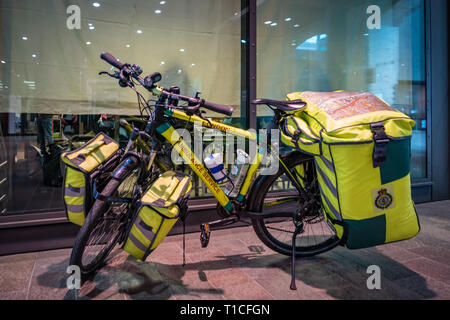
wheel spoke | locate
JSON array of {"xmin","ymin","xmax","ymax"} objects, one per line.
[
  {"xmin": 253, "ymin": 155, "xmax": 340, "ymax": 257},
  {"xmin": 265, "ymin": 225, "xmax": 295, "ymax": 234},
  {"xmin": 78, "ymin": 169, "xmax": 139, "ymax": 272}
]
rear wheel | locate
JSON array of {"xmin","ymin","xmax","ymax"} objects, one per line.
[{"xmin": 250, "ymin": 152, "xmax": 341, "ymax": 257}]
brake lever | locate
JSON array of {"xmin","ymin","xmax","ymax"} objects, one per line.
[
  {"xmin": 99, "ymin": 71, "xmax": 121, "ymax": 79},
  {"xmin": 169, "ymin": 103, "xmax": 201, "ymax": 116},
  {"xmin": 198, "ymin": 111, "xmax": 213, "ymax": 128},
  {"xmin": 188, "ymin": 105, "xmax": 213, "ymax": 127},
  {"xmin": 170, "ymin": 103, "xmax": 211, "ymax": 126}
]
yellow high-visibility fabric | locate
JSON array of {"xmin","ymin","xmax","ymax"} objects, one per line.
[
  {"xmin": 281, "ymin": 91, "xmax": 420, "ymax": 249},
  {"xmin": 286, "ymin": 92, "xmax": 415, "ymax": 142},
  {"xmin": 63, "ymin": 167, "xmax": 86, "ymax": 226},
  {"xmin": 61, "ymin": 133, "xmax": 119, "ymax": 173},
  {"xmin": 124, "ymin": 171, "xmax": 192, "ymax": 260},
  {"xmin": 61, "ymin": 132, "xmax": 119, "ymax": 227}
]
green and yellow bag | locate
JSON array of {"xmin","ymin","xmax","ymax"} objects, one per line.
[
  {"xmin": 281, "ymin": 91, "xmax": 420, "ymax": 249},
  {"xmin": 61, "ymin": 133, "xmax": 120, "ymax": 226},
  {"xmin": 123, "ymin": 171, "xmax": 192, "ymax": 260}
]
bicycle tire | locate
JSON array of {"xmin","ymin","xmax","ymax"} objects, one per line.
[
  {"xmin": 250, "ymin": 151, "xmax": 342, "ymax": 257},
  {"xmin": 69, "ymin": 168, "xmax": 137, "ymax": 277}
]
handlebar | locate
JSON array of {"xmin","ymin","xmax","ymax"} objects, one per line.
[
  {"xmin": 99, "ymin": 52, "xmax": 234, "ymax": 117},
  {"xmin": 202, "ymin": 101, "xmax": 234, "ymax": 117},
  {"xmin": 100, "ymin": 52, "xmax": 124, "ymax": 70}
]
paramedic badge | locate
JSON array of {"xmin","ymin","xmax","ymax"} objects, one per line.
[
  {"xmin": 375, "ymin": 189, "xmax": 393, "ymax": 209},
  {"xmin": 372, "ymin": 185, "xmax": 395, "ymax": 213}
]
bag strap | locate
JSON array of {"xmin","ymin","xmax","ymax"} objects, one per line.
[
  {"xmin": 286, "ymin": 115, "xmax": 320, "ymax": 147},
  {"xmin": 370, "ymin": 122, "xmax": 390, "ymax": 168},
  {"xmin": 145, "ymin": 174, "xmax": 192, "ymax": 209},
  {"xmin": 66, "ymin": 140, "xmax": 106, "ymax": 162},
  {"xmin": 324, "ymin": 209, "xmax": 344, "ymax": 226}
]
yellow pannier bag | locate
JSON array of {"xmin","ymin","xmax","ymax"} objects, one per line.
[
  {"xmin": 61, "ymin": 133, "xmax": 120, "ymax": 226},
  {"xmin": 123, "ymin": 171, "xmax": 192, "ymax": 260},
  {"xmin": 281, "ymin": 91, "xmax": 420, "ymax": 249}
]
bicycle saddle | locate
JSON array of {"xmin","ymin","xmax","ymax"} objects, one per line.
[{"xmin": 252, "ymin": 99, "xmax": 306, "ymax": 112}]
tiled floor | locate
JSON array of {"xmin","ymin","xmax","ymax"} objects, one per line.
[{"xmin": 1, "ymin": 201, "xmax": 450, "ymax": 300}]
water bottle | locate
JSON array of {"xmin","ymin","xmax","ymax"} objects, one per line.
[
  {"xmin": 204, "ymin": 153, "xmax": 227, "ymax": 182},
  {"xmin": 225, "ymin": 149, "xmax": 250, "ymax": 198}
]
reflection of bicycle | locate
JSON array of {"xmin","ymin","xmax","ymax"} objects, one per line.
[{"xmin": 70, "ymin": 53, "xmax": 341, "ymax": 286}]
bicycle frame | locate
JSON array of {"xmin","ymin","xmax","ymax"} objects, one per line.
[
  {"xmin": 112, "ymin": 104, "xmax": 309, "ymax": 225},
  {"xmin": 156, "ymin": 107, "xmax": 266, "ymax": 214},
  {"xmin": 115, "ymin": 100, "xmax": 309, "ymax": 216}
]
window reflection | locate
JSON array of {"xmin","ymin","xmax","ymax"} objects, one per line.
[
  {"xmin": 0, "ymin": 0, "xmax": 242, "ymax": 215},
  {"xmin": 257, "ymin": 0, "xmax": 426, "ymax": 180}
]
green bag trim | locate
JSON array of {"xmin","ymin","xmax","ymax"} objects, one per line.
[
  {"xmin": 380, "ymin": 138, "xmax": 411, "ymax": 185},
  {"xmin": 344, "ymin": 215, "xmax": 387, "ymax": 249}
]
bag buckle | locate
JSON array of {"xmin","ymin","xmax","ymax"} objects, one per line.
[
  {"xmin": 370, "ymin": 122, "xmax": 389, "ymax": 168},
  {"xmin": 291, "ymin": 129, "xmax": 301, "ymax": 144}
]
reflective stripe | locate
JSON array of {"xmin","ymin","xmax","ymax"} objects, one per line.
[
  {"xmin": 319, "ymin": 155, "xmax": 335, "ymax": 173},
  {"xmin": 317, "ymin": 182, "xmax": 342, "ymax": 221},
  {"xmin": 127, "ymin": 231, "xmax": 148, "ymax": 252},
  {"xmin": 315, "ymin": 162, "xmax": 338, "ymax": 200},
  {"xmin": 135, "ymin": 215, "xmax": 156, "ymax": 241},
  {"xmin": 151, "ymin": 198, "xmax": 166, "ymax": 207},
  {"xmin": 65, "ymin": 186, "xmax": 85, "ymax": 197},
  {"xmin": 67, "ymin": 203, "xmax": 84, "ymax": 214}
]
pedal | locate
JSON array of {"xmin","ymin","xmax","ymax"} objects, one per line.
[
  {"xmin": 199, "ymin": 216, "xmax": 239, "ymax": 248},
  {"xmin": 200, "ymin": 223, "xmax": 211, "ymax": 248}
]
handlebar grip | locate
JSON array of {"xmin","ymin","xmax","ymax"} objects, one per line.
[
  {"xmin": 100, "ymin": 52, "xmax": 124, "ymax": 69},
  {"xmin": 202, "ymin": 101, "xmax": 234, "ymax": 116}
]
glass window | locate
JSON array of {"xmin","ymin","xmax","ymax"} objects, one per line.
[
  {"xmin": 257, "ymin": 0, "xmax": 427, "ymax": 180},
  {"xmin": 0, "ymin": 0, "xmax": 242, "ymax": 215}
]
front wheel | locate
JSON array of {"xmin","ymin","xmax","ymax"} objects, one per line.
[
  {"xmin": 249, "ymin": 152, "xmax": 341, "ymax": 257},
  {"xmin": 69, "ymin": 167, "xmax": 139, "ymax": 277}
]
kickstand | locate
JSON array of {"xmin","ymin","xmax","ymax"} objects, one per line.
[
  {"xmin": 290, "ymin": 221, "xmax": 303, "ymax": 291},
  {"xmin": 180, "ymin": 212, "xmax": 187, "ymax": 267}
]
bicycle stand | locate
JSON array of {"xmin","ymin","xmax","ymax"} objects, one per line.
[{"xmin": 290, "ymin": 220, "xmax": 304, "ymax": 291}]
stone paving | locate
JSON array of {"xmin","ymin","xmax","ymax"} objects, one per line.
[{"xmin": 0, "ymin": 200, "xmax": 449, "ymax": 300}]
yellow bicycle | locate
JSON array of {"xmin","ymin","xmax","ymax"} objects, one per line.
[{"xmin": 70, "ymin": 53, "xmax": 341, "ymax": 287}]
